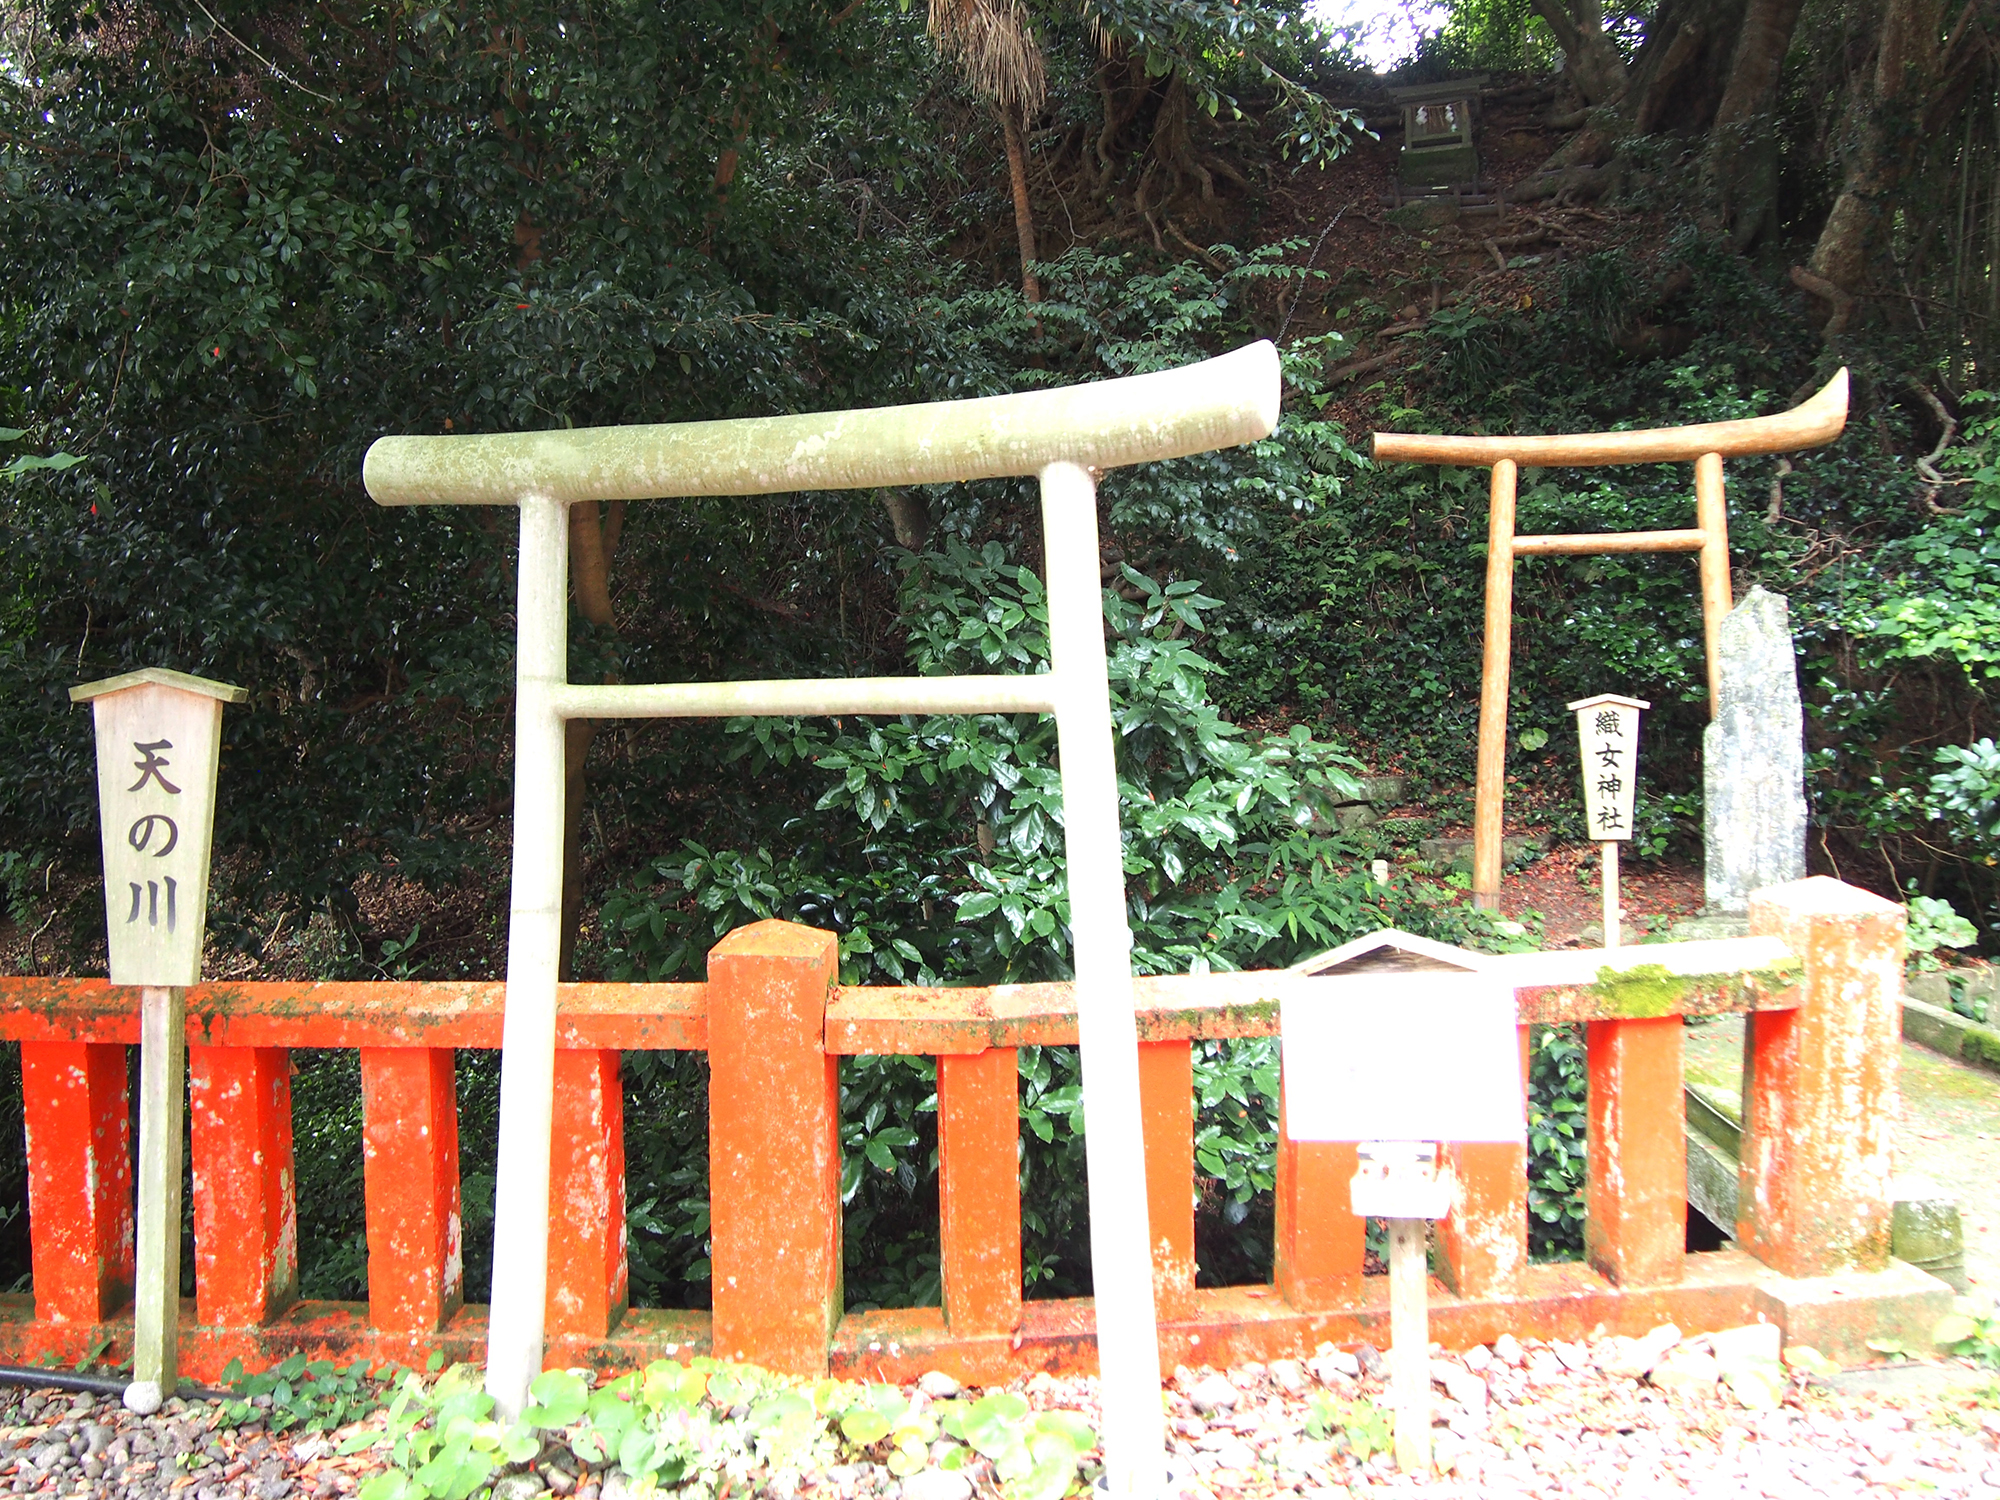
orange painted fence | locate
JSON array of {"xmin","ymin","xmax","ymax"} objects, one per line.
[{"xmin": 0, "ymin": 877, "xmax": 1948, "ymax": 1382}]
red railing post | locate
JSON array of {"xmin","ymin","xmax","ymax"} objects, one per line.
[
  {"xmin": 1274, "ymin": 1071, "xmax": 1363, "ymax": 1309},
  {"xmin": 1439, "ymin": 1025, "xmax": 1530, "ymax": 1298},
  {"xmin": 1138, "ymin": 1040, "xmax": 1195, "ymax": 1319},
  {"xmin": 1584, "ymin": 1017, "xmax": 1685, "ymax": 1285},
  {"xmin": 190, "ymin": 1044, "xmax": 298, "ymax": 1325},
  {"xmin": 708, "ymin": 921, "xmax": 842, "ymax": 1373},
  {"xmin": 22, "ymin": 1040, "xmax": 134, "ymax": 1324},
  {"xmin": 359, "ymin": 1047, "xmax": 463, "ymax": 1333},
  {"xmin": 1739, "ymin": 877, "xmax": 1903, "ymax": 1276},
  {"xmin": 938, "ymin": 1048, "xmax": 1021, "ymax": 1336},
  {"xmin": 545, "ymin": 1048, "xmax": 627, "ymax": 1339}
]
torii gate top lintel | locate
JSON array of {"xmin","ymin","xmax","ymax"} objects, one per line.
[
  {"xmin": 1368, "ymin": 369, "xmax": 1850, "ymax": 911},
  {"xmin": 363, "ymin": 341, "xmax": 1281, "ymax": 509},
  {"xmin": 1371, "ymin": 367, "xmax": 1847, "ymax": 468}
]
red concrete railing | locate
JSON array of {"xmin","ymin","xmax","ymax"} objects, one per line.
[{"xmin": 0, "ymin": 876, "xmax": 1934, "ymax": 1380}]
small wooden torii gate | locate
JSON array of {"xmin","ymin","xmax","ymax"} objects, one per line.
[{"xmin": 1372, "ymin": 370, "xmax": 1850, "ymax": 909}]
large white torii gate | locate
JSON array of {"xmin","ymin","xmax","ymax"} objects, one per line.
[{"xmin": 363, "ymin": 341, "xmax": 1283, "ymax": 1496}]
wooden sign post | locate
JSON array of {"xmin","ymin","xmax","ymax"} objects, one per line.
[
  {"xmin": 69, "ymin": 667, "xmax": 245, "ymax": 1403},
  {"xmin": 1567, "ymin": 694, "xmax": 1648, "ymax": 948},
  {"xmin": 1280, "ymin": 973, "xmax": 1524, "ymax": 1475},
  {"xmin": 1350, "ymin": 1141, "xmax": 1455, "ymax": 1471}
]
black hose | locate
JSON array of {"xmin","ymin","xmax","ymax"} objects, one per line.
[
  {"xmin": 0, "ymin": 1365, "xmax": 233, "ymax": 1401},
  {"xmin": 0, "ymin": 1365, "xmax": 129, "ymax": 1397}
]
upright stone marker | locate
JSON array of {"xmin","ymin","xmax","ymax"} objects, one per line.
[
  {"xmin": 1704, "ymin": 588, "xmax": 1807, "ymax": 915},
  {"xmin": 69, "ymin": 667, "xmax": 246, "ymax": 1398}
]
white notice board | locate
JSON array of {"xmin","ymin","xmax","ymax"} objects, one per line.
[{"xmin": 1279, "ymin": 972, "xmax": 1525, "ymax": 1144}]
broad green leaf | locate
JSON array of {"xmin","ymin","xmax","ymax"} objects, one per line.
[
  {"xmin": 1932, "ymin": 1313, "xmax": 1978, "ymax": 1345},
  {"xmin": 619, "ymin": 1424, "xmax": 660, "ymax": 1474},
  {"xmin": 522, "ymin": 1369, "xmax": 587, "ymax": 1428},
  {"xmin": 499, "ymin": 1426, "xmax": 541, "ymax": 1464},
  {"xmin": 841, "ymin": 1408, "xmax": 890, "ymax": 1447}
]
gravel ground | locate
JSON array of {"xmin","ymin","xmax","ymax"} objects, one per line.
[
  {"xmin": 2, "ymin": 1328, "xmax": 1996, "ymax": 1499},
  {"xmin": 0, "ymin": 1385, "xmax": 356, "ymax": 1498}
]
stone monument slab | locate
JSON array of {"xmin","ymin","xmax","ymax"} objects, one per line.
[{"xmin": 1704, "ymin": 587, "xmax": 1808, "ymax": 914}]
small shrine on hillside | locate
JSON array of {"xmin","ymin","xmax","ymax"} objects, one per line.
[{"xmin": 1387, "ymin": 75, "xmax": 1487, "ymax": 196}]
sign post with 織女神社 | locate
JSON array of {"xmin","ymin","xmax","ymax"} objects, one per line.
[{"xmin": 1567, "ymin": 694, "xmax": 1648, "ymax": 948}]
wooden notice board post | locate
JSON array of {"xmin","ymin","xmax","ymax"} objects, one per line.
[
  {"xmin": 1567, "ymin": 694, "xmax": 1647, "ymax": 947},
  {"xmin": 1281, "ymin": 973, "xmax": 1525, "ymax": 1474},
  {"xmin": 1372, "ymin": 373, "xmax": 1849, "ymax": 909},
  {"xmin": 70, "ymin": 667, "xmax": 246, "ymax": 1403}
]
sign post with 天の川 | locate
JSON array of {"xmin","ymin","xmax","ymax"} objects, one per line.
[
  {"xmin": 1567, "ymin": 694, "xmax": 1649, "ymax": 948},
  {"xmin": 70, "ymin": 667, "xmax": 246, "ymax": 1405}
]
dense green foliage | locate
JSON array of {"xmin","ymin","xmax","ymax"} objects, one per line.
[
  {"xmin": 1525, "ymin": 1026, "xmax": 1588, "ymax": 1259},
  {"xmin": 0, "ymin": 0, "xmax": 980, "ymax": 935}
]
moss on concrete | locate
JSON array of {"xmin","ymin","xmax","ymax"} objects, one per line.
[
  {"xmin": 1589, "ymin": 958, "xmax": 1797, "ymax": 1021},
  {"xmin": 1747, "ymin": 958, "xmax": 1804, "ymax": 993},
  {"xmin": 1591, "ymin": 963, "xmax": 1696, "ymax": 1018}
]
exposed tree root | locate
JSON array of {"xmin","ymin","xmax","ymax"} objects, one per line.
[{"xmin": 1789, "ymin": 263, "xmax": 1855, "ymax": 338}]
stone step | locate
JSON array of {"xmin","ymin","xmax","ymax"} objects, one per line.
[
  {"xmin": 1907, "ymin": 966, "xmax": 1998, "ymax": 1010},
  {"xmin": 1901, "ymin": 993, "xmax": 2000, "ymax": 1076},
  {"xmin": 1320, "ymin": 775, "xmax": 1409, "ymax": 834},
  {"xmin": 1666, "ymin": 911, "xmax": 1751, "ymax": 942},
  {"xmin": 1414, "ymin": 834, "xmax": 1541, "ymax": 875},
  {"xmin": 1326, "ymin": 774, "xmax": 1407, "ymax": 810},
  {"xmin": 1682, "ymin": 1077, "xmax": 1967, "ymax": 1291}
]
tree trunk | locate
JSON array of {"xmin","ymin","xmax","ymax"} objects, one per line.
[
  {"xmin": 882, "ymin": 491, "xmax": 932, "ymax": 550},
  {"xmin": 1531, "ymin": 0, "xmax": 1630, "ymax": 105},
  {"xmin": 559, "ymin": 717, "xmax": 597, "ymax": 982},
  {"xmin": 1714, "ymin": 0, "xmax": 1808, "ymax": 128},
  {"xmin": 1703, "ymin": 0, "xmax": 1808, "ymax": 247},
  {"xmin": 1528, "ymin": 0, "xmax": 1746, "ymax": 186},
  {"xmin": 1623, "ymin": 0, "xmax": 1746, "ymax": 136},
  {"xmin": 1807, "ymin": 0, "xmax": 1944, "ymax": 305},
  {"xmin": 558, "ymin": 500, "xmax": 624, "ymax": 981},
  {"xmin": 1520, "ymin": 0, "xmax": 1760, "ymax": 206},
  {"xmin": 1001, "ymin": 104, "xmax": 1042, "ymax": 303}
]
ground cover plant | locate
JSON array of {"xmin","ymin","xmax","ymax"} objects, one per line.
[
  {"xmin": 350, "ymin": 1361, "xmax": 1101, "ymax": 1500},
  {"xmin": 4, "ymin": 0, "xmax": 2000, "ymax": 1297}
]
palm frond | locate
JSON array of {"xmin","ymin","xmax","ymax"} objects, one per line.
[{"xmin": 928, "ymin": 0, "xmax": 1048, "ymax": 114}]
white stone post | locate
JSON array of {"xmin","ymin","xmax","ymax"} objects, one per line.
[
  {"xmin": 1041, "ymin": 461, "xmax": 1167, "ymax": 1497},
  {"xmin": 485, "ymin": 494, "xmax": 570, "ymax": 1417}
]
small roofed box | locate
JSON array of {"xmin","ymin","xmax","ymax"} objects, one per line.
[
  {"xmin": 1387, "ymin": 76, "xmax": 1486, "ymax": 191},
  {"xmin": 70, "ymin": 667, "xmax": 246, "ymax": 986}
]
